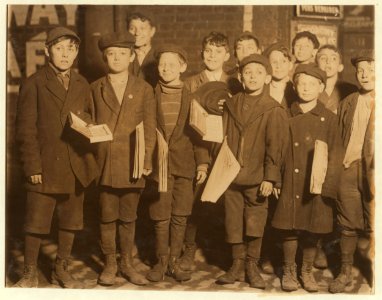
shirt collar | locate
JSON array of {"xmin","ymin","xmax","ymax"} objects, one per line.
[
  {"xmin": 290, "ymin": 99, "xmax": 325, "ymax": 117},
  {"xmin": 49, "ymin": 62, "xmax": 71, "ymax": 78}
]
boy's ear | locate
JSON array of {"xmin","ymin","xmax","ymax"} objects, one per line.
[
  {"xmin": 149, "ymin": 26, "xmax": 156, "ymax": 39},
  {"xmin": 44, "ymin": 46, "xmax": 50, "ymax": 58},
  {"xmin": 180, "ymin": 62, "xmax": 187, "ymax": 73},
  {"xmin": 224, "ymin": 52, "xmax": 230, "ymax": 62},
  {"xmin": 312, "ymin": 49, "xmax": 318, "ymax": 59},
  {"xmin": 319, "ymin": 82, "xmax": 325, "ymax": 93},
  {"xmin": 129, "ymin": 51, "xmax": 136, "ymax": 63},
  {"xmin": 337, "ymin": 63, "xmax": 344, "ymax": 73},
  {"xmin": 265, "ymin": 74, "xmax": 272, "ymax": 84}
]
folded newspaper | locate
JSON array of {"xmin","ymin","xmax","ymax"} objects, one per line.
[
  {"xmin": 133, "ymin": 122, "xmax": 145, "ymax": 179},
  {"xmin": 310, "ymin": 140, "xmax": 328, "ymax": 194},
  {"xmin": 201, "ymin": 137, "xmax": 240, "ymax": 203},
  {"xmin": 190, "ymin": 99, "xmax": 223, "ymax": 143},
  {"xmin": 69, "ymin": 112, "xmax": 113, "ymax": 143}
]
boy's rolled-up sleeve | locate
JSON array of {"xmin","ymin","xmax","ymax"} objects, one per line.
[
  {"xmin": 264, "ymin": 107, "xmax": 289, "ymax": 183},
  {"xmin": 16, "ymin": 80, "xmax": 42, "ymax": 177}
]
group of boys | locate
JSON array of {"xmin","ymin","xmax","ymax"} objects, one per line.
[{"xmin": 14, "ymin": 11, "xmax": 374, "ymax": 295}]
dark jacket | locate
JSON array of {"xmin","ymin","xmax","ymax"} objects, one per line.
[
  {"xmin": 185, "ymin": 70, "xmax": 230, "ymax": 94},
  {"xmin": 272, "ymin": 101, "xmax": 343, "ymax": 234},
  {"xmin": 90, "ymin": 75, "xmax": 156, "ymax": 188},
  {"xmin": 338, "ymin": 92, "xmax": 374, "ymax": 200},
  {"xmin": 129, "ymin": 48, "xmax": 159, "ymax": 88},
  {"xmin": 223, "ymin": 91, "xmax": 289, "ymax": 186},
  {"xmin": 16, "ymin": 65, "xmax": 99, "ymax": 194},
  {"xmin": 154, "ymin": 85, "xmax": 210, "ymax": 180},
  {"xmin": 319, "ymin": 81, "xmax": 358, "ymax": 113}
]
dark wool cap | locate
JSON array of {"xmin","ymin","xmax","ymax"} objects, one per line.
[
  {"xmin": 155, "ymin": 44, "xmax": 188, "ymax": 64},
  {"xmin": 98, "ymin": 31, "xmax": 136, "ymax": 51},
  {"xmin": 239, "ymin": 54, "xmax": 272, "ymax": 75},
  {"xmin": 292, "ymin": 31, "xmax": 320, "ymax": 49},
  {"xmin": 263, "ymin": 42, "xmax": 292, "ymax": 60},
  {"xmin": 351, "ymin": 49, "xmax": 375, "ymax": 66},
  {"xmin": 293, "ymin": 63, "xmax": 327, "ymax": 85},
  {"xmin": 193, "ymin": 81, "xmax": 231, "ymax": 115},
  {"xmin": 45, "ymin": 26, "xmax": 80, "ymax": 45}
]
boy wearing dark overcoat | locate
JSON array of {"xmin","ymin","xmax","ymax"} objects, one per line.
[
  {"xmin": 14, "ymin": 26, "xmax": 99, "ymax": 288},
  {"xmin": 329, "ymin": 50, "xmax": 375, "ymax": 294},
  {"xmin": 272, "ymin": 63, "xmax": 343, "ymax": 292},
  {"xmin": 127, "ymin": 12, "xmax": 159, "ymax": 88},
  {"xmin": 90, "ymin": 32, "xmax": 156, "ymax": 286},
  {"xmin": 146, "ymin": 45, "xmax": 209, "ymax": 283},
  {"xmin": 217, "ymin": 54, "xmax": 289, "ymax": 289}
]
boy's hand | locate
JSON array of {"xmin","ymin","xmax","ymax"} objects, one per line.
[
  {"xmin": 259, "ymin": 181, "xmax": 273, "ymax": 197},
  {"xmin": 196, "ymin": 170, "xmax": 207, "ymax": 185},
  {"xmin": 29, "ymin": 174, "xmax": 42, "ymax": 184},
  {"xmin": 272, "ymin": 188, "xmax": 281, "ymax": 199},
  {"xmin": 142, "ymin": 169, "xmax": 152, "ymax": 176}
]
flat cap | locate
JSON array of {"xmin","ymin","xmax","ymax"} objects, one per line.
[
  {"xmin": 263, "ymin": 42, "xmax": 292, "ymax": 60},
  {"xmin": 46, "ymin": 26, "xmax": 80, "ymax": 45},
  {"xmin": 292, "ymin": 31, "xmax": 320, "ymax": 49},
  {"xmin": 193, "ymin": 81, "xmax": 231, "ymax": 115},
  {"xmin": 155, "ymin": 44, "xmax": 188, "ymax": 63},
  {"xmin": 351, "ymin": 49, "xmax": 374, "ymax": 66},
  {"xmin": 239, "ymin": 54, "xmax": 272, "ymax": 75},
  {"xmin": 98, "ymin": 31, "xmax": 135, "ymax": 51},
  {"xmin": 293, "ymin": 63, "xmax": 327, "ymax": 85}
]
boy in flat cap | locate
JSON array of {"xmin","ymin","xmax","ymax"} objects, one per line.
[
  {"xmin": 90, "ymin": 31, "xmax": 156, "ymax": 286},
  {"xmin": 329, "ymin": 50, "xmax": 375, "ymax": 294},
  {"xmin": 146, "ymin": 44, "xmax": 209, "ymax": 282},
  {"xmin": 217, "ymin": 54, "xmax": 289, "ymax": 289},
  {"xmin": 127, "ymin": 12, "xmax": 159, "ymax": 88},
  {"xmin": 263, "ymin": 42, "xmax": 296, "ymax": 109},
  {"xmin": 14, "ymin": 26, "xmax": 99, "ymax": 288},
  {"xmin": 316, "ymin": 45, "xmax": 357, "ymax": 114},
  {"xmin": 227, "ymin": 31, "xmax": 262, "ymax": 95},
  {"xmin": 272, "ymin": 63, "xmax": 343, "ymax": 292}
]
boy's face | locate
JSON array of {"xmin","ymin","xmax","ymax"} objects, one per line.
[
  {"xmin": 269, "ymin": 50, "xmax": 292, "ymax": 81},
  {"xmin": 235, "ymin": 39, "xmax": 260, "ymax": 62},
  {"xmin": 104, "ymin": 47, "xmax": 134, "ymax": 74},
  {"xmin": 296, "ymin": 73, "xmax": 324, "ymax": 102},
  {"xmin": 45, "ymin": 38, "xmax": 78, "ymax": 72},
  {"xmin": 317, "ymin": 48, "xmax": 343, "ymax": 78},
  {"xmin": 356, "ymin": 60, "xmax": 375, "ymax": 92},
  {"xmin": 158, "ymin": 52, "xmax": 187, "ymax": 85},
  {"xmin": 241, "ymin": 63, "xmax": 271, "ymax": 94},
  {"xmin": 294, "ymin": 37, "xmax": 316, "ymax": 63},
  {"xmin": 203, "ymin": 43, "xmax": 230, "ymax": 72},
  {"xmin": 128, "ymin": 18, "xmax": 155, "ymax": 48}
]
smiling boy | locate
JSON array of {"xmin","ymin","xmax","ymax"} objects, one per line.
[
  {"xmin": 127, "ymin": 12, "xmax": 159, "ymax": 87},
  {"xmin": 14, "ymin": 26, "xmax": 98, "ymax": 288},
  {"xmin": 217, "ymin": 54, "xmax": 288, "ymax": 289}
]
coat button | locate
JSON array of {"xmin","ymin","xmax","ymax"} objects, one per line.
[
  {"xmin": 295, "ymin": 195, "xmax": 300, "ymax": 199},
  {"xmin": 128, "ymin": 94, "xmax": 133, "ymax": 99},
  {"xmin": 294, "ymin": 168, "xmax": 299, "ymax": 173},
  {"xmin": 294, "ymin": 142, "xmax": 299, "ymax": 147},
  {"xmin": 56, "ymin": 157, "xmax": 60, "ymax": 160},
  {"xmin": 321, "ymin": 117, "xmax": 325, "ymax": 122},
  {"xmin": 77, "ymin": 110, "xmax": 81, "ymax": 115}
]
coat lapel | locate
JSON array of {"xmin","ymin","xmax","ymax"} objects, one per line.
[
  {"xmin": 44, "ymin": 66, "xmax": 66, "ymax": 110},
  {"xmin": 100, "ymin": 77, "xmax": 121, "ymax": 116},
  {"xmin": 60, "ymin": 70, "xmax": 85, "ymax": 121},
  {"xmin": 169, "ymin": 88, "xmax": 190, "ymax": 144}
]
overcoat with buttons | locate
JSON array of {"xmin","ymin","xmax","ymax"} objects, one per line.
[
  {"xmin": 272, "ymin": 101, "xmax": 344, "ymax": 234},
  {"xmin": 90, "ymin": 75, "xmax": 157, "ymax": 188},
  {"xmin": 16, "ymin": 65, "xmax": 99, "ymax": 194}
]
